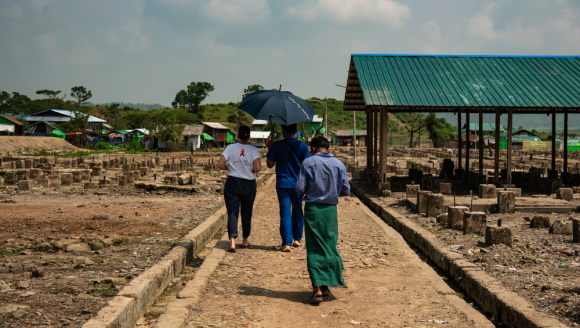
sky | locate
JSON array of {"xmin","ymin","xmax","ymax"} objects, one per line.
[{"xmin": 1, "ymin": 0, "xmax": 579, "ymax": 106}]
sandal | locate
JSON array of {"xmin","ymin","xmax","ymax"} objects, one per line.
[
  {"xmin": 309, "ymin": 295, "xmax": 323, "ymax": 304},
  {"xmin": 227, "ymin": 248, "xmax": 236, "ymax": 253},
  {"xmin": 240, "ymin": 243, "xmax": 251, "ymax": 248},
  {"xmin": 321, "ymin": 286, "xmax": 331, "ymax": 297}
]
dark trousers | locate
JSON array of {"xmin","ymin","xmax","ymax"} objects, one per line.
[{"xmin": 223, "ymin": 176, "xmax": 257, "ymax": 239}]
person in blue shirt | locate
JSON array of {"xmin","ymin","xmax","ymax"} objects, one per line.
[
  {"xmin": 266, "ymin": 124, "xmax": 310, "ymax": 252},
  {"xmin": 295, "ymin": 135, "xmax": 350, "ymax": 304}
]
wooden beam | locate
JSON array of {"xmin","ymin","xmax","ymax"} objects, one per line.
[
  {"xmin": 367, "ymin": 108, "xmax": 373, "ymax": 170},
  {"xmin": 380, "ymin": 107, "xmax": 389, "ymax": 181},
  {"xmin": 494, "ymin": 109, "xmax": 500, "ymax": 182},
  {"xmin": 465, "ymin": 109, "xmax": 470, "ymax": 178},
  {"xmin": 552, "ymin": 109, "xmax": 556, "ymax": 171},
  {"xmin": 479, "ymin": 108, "xmax": 484, "ymax": 176},
  {"xmin": 564, "ymin": 110, "xmax": 568, "ymax": 175},
  {"xmin": 374, "ymin": 106, "xmax": 378, "ymax": 172},
  {"xmin": 507, "ymin": 108, "xmax": 513, "ymax": 184},
  {"xmin": 458, "ymin": 110, "xmax": 462, "ymax": 170}
]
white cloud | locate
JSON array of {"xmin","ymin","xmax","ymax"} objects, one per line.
[
  {"xmin": 420, "ymin": 21, "xmax": 443, "ymax": 54},
  {"xmin": 286, "ymin": 0, "xmax": 411, "ymax": 28},
  {"xmin": 552, "ymin": 10, "xmax": 580, "ymax": 52},
  {"xmin": 467, "ymin": 4, "xmax": 541, "ymax": 46},
  {"xmin": 201, "ymin": 0, "xmax": 270, "ymax": 24},
  {"xmin": 122, "ymin": 20, "xmax": 152, "ymax": 55}
]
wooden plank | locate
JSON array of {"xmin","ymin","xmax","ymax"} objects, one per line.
[
  {"xmin": 507, "ymin": 108, "xmax": 513, "ymax": 184},
  {"xmin": 479, "ymin": 108, "xmax": 483, "ymax": 175},
  {"xmin": 379, "ymin": 107, "xmax": 389, "ymax": 181},
  {"xmin": 465, "ymin": 109, "xmax": 470, "ymax": 177},
  {"xmin": 552, "ymin": 109, "xmax": 556, "ymax": 171},
  {"xmin": 565, "ymin": 110, "xmax": 568, "ymax": 175},
  {"xmin": 494, "ymin": 109, "xmax": 500, "ymax": 182},
  {"xmin": 458, "ymin": 110, "xmax": 462, "ymax": 170},
  {"xmin": 374, "ymin": 107, "xmax": 378, "ymax": 172}
]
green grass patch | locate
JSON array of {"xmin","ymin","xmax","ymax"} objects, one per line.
[{"xmin": 93, "ymin": 288, "xmax": 118, "ymax": 297}]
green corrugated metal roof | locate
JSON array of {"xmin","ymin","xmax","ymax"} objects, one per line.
[
  {"xmin": 461, "ymin": 123, "xmax": 504, "ymax": 132},
  {"xmin": 352, "ymin": 55, "xmax": 580, "ymax": 108}
]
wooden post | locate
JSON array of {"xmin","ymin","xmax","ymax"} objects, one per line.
[
  {"xmin": 458, "ymin": 110, "xmax": 462, "ymax": 170},
  {"xmin": 507, "ymin": 108, "xmax": 513, "ymax": 184},
  {"xmin": 465, "ymin": 109, "xmax": 470, "ymax": 177},
  {"xmin": 367, "ymin": 108, "xmax": 372, "ymax": 170},
  {"xmin": 494, "ymin": 109, "xmax": 500, "ymax": 182},
  {"xmin": 380, "ymin": 107, "xmax": 389, "ymax": 181},
  {"xmin": 478, "ymin": 108, "xmax": 484, "ymax": 175},
  {"xmin": 552, "ymin": 109, "xmax": 556, "ymax": 171},
  {"xmin": 564, "ymin": 110, "xmax": 568, "ymax": 174},
  {"xmin": 353, "ymin": 111, "xmax": 357, "ymax": 166},
  {"xmin": 374, "ymin": 107, "xmax": 378, "ymax": 172}
]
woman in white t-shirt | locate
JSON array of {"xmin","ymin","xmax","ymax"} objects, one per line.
[{"xmin": 217, "ymin": 125, "xmax": 262, "ymax": 253}]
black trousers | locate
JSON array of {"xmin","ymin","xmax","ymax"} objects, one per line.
[{"xmin": 223, "ymin": 176, "xmax": 257, "ymax": 239}]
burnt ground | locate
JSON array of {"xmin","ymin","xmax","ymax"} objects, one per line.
[
  {"xmin": 0, "ymin": 154, "xmax": 263, "ymax": 328},
  {"xmin": 382, "ymin": 190, "xmax": 580, "ymax": 327}
]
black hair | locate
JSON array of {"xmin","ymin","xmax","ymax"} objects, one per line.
[
  {"xmin": 238, "ymin": 125, "xmax": 251, "ymax": 140},
  {"xmin": 281, "ymin": 124, "xmax": 297, "ymax": 134},
  {"xmin": 310, "ymin": 136, "xmax": 330, "ymax": 149}
]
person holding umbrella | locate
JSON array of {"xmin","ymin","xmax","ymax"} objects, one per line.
[
  {"xmin": 238, "ymin": 87, "xmax": 315, "ymax": 252},
  {"xmin": 295, "ymin": 135, "xmax": 350, "ymax": 304},
  {"xmin": 217, "ymin": 125, "xmax": 262, "ymax": 253},
  {"xmin": 266, "ymin": 124, "xmax": 310, "ymax": 252}
]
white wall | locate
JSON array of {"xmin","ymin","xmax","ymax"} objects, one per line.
[
  {"xmin": 0, "ymin": 124, "xmax": 14, "ymax": 133},
  {"xmin": 186, "ymin": 135, "xmax": 201, "ymax": 150}
]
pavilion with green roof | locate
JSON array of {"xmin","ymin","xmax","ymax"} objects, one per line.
[{"xmin": 342, "ymin": 54, "xmax": 580, "ymax": 184}]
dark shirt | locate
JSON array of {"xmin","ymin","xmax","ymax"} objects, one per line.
[
  {"xmin": 295, "ymin": 152, "xmax": 350, "ymax": 205},
  {"xmin": 266, "ymin": 138, "xmax": 310, "ymax": 189}
]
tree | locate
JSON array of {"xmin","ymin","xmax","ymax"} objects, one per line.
[
  {"xmin": 172, "ymin": 82, "xmax": 214, "ymax": 116},
  {"xmin": 243, "ymin": 84, "xmax": 263, "ymax": 98},
  {"xmin": 36, "ymin": 90, "xmax": 61, "ymax": 99},
  {"xmin": 70, "ymin": 86, "xmax": 92, "ymax": 107},
  {"xmin": 156, "ymin": 111, "xmax": 185, "ymax": 152},
  {"xmin": 399, "ymin": 113, "xmax": 427, "ymax": 148},
  {"xmin": 425, "ymin": 113, "xmax": 456, "ymax": 147},
  {"xmin": 0, "ymin": 91, "xmax": 31, "ymax": 116}
]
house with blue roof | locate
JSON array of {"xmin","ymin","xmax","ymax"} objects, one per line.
[{"xmin": 21, "ymin": 109, "xmax": 107, "ymax": 133}]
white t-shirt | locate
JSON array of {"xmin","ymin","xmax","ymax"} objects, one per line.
[{"xmin": 222, "ymin": 143, "xmax": 261, "ymax": 180}]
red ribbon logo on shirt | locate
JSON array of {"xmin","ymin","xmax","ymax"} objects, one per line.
[{"xmin": 240, "ymin": 149, "xmax": 245, "ymax": 157}]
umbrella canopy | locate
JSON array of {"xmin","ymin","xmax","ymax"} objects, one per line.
[{"xmin": 238, "ymin": 89, "xmax": 315, "ymax": 125}]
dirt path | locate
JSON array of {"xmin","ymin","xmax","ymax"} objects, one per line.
[{"xmin": 184, "ymin": 179, "xmax": 494, "ymax": 328}]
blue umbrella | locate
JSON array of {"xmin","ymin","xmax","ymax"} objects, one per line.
[{"xmin": 238, "ymin": 88, "xmax": 315, "ymax": 125}]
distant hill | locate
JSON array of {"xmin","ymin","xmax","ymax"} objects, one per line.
[{"xmin": 84, "ymin": 102, "xmax": 168, "ymax": 111}]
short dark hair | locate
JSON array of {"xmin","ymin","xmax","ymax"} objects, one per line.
[
  {"xmin": 281, "ymin": 124, "xmax": 297, "ymax": 134},
  {"xmin": 310, "ymin": 136, "xmax": 329, "ymax": 149},
  {"xmin": 238, "ymin": 125, "xmax": 251, "ymax": 140}
]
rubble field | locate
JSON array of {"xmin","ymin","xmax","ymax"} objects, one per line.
[
  {"xmin": 0, "ymin": 151, "xmax": 266, "ymax": 328},
  {"xmin": 380, "ymin": 188, "xmax": 580, "ymax": 327}
]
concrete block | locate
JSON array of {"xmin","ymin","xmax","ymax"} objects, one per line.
[
  {"xmin": 381, "ymin": 189, "xmax": 391, "ymax": 197},
  {"xmin": 178, "ymin": 173, "xmax": 192, "ymax": 185},
  {"xmin": 122, "ymin": 164, "xmax": 131, "ymax": 173},
  {"xmin": 61, "ymin": 173, "xmax": 72, "ymax": 186},
  {"xmin": 556, "ymin": 188, "xmax": 573, "ymax": 201},
  {"xmin": 125, "ymin": 173, "xmax": 134, "ymax": 183},
  {"xmin": 549, "ymin": 220, "xmax": 572, "ymax": 235},
  {"xmin": 132, "ymin": 171, "xmax": 140, "ymax": 181},
  {"xmin": 81, "ymin": 169, "xmax": 91, "ymax": 181},
  {"xmin": 165, "ymin": 176, "xmax": 178, "ymax": 185},
  {"xmin": 505, "ymin": 188, "xmax": 521, "ymax": 197},
  {"xmin": 479, "ymin": 184, "xmax": 497, "ymax": 199},
  {"xmin": 439, "ymin": 183, "xmax": 452, "ymax": 195},
  {"xmin": 416, "ymin": 191, "xmax": 431, "ymax": 214},
  {"xmin": 163, "ymin": 164, "xmax": 172, "ymax": 172},
  {"xmin": 18, "ymin": 180, "xmax": 32, "ymax": 191},
  {"xmin": 463, "ymin": 212, "xmax": 487, "ymax": 235},
  {"xmin": 72, "ymin": 171, "xmax": 82, "ymax": 183},
  {"xmin": 406, "ymin": 185, "xmax": 420, "ymax": 199},
  {"xmin": 497, "ymin": 191, "xmax": 515, "ymax": 214},
  {"xmin": 140, "ymin": 167, "xmax": 149, "ymax": 176},
  {"xmin": 28, "ymin": 169, "xmax": 41, "ymax": 180},
  {"xmin": 485, "ymin": 226, "xmax": 512, "ymax": 246},
  {"xmin": 91, "ymin": 167, "xmax": 103, "ymax": 176},
  {"xmin": 436, "ymin": 214, "xmax": 448, "ymax": 225},
  {"xmin": 426, "ymin": 193, "xmax": 444, "ymax": 217},
  {"xmin": 530, "ymin": 215, "xmax": 550, "ymax": 229},
  {"xmin": 573, "ymin": 219, "xmax": 580, "ymax": 243},
  {"xmin": 84, "ymin": 182, "xmax": 97, "ymax": 189}
]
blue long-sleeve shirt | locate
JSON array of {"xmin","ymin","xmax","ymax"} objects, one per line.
[{"xmin": 295, "ymin": 152, "xmax": 350, "ymax": 205}]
